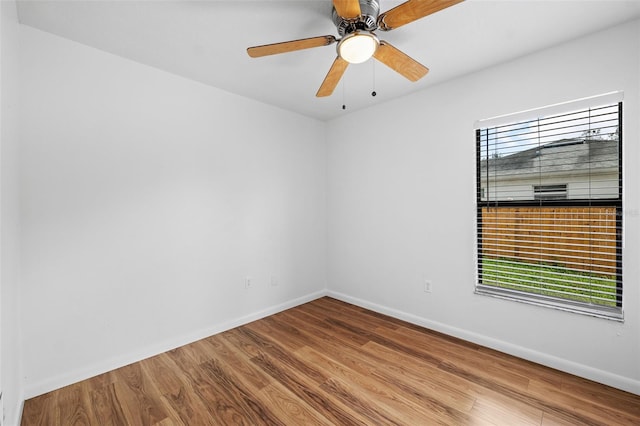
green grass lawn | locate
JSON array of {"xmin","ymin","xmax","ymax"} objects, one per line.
[{"xmin": 480, "ymin": 257, "xmax": 618, "ymax": 307}]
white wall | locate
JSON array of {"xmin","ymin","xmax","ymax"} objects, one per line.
[
  {"xmin": 327, "ymin": 20, "xmax": 640, "ymax": 394},
  {"xmin": 1, "ymin": 0, "xmax": 24, "ymax": 424},
  {"xmin": 19, "ymin": 26, "xmax": 327, "ymax": 397}
]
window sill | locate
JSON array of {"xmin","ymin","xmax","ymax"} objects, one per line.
[{"xmin": 475, "ymin": 285, "xmax": 624, "ymax": 322}]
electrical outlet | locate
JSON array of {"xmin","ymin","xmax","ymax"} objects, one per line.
[
  {"xmin": 245, "ymin": 277, "xmax": 252, "ymax": 289},
  {"xmin": 424, "ymin": 280, "xmax": 432, "ymax": 293}
]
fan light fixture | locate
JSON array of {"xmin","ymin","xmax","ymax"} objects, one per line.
[
  {"xmin": 337, "ymin": 31, "xmax": 379, "ymax": 64},
  {"xmin": 246, "ymin": 0, "xmax": 458, "ymax": 97}
]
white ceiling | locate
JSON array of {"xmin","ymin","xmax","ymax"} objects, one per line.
[{"xmin": 16, "ymin": 0, "xmax": 640, "ymax": 121}]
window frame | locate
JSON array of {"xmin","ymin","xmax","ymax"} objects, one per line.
[{"xmin": 474, "ymin": 100, "xmax": 623, "ymax": 321}]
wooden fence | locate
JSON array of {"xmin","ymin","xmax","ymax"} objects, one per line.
[{"xmin": 480, "ymin": 206, "xmax": 618, "ymax": 275}]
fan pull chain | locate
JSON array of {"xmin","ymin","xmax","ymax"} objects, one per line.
[
  {"xmin": 342, "ymin": 79, "xmax": 346, "ymax": 110},
  {"xmin": 372, "ymin": 60, "xmax": 377, "ymax": 97}
]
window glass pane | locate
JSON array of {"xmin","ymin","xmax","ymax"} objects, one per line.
[{"xmin": 479, "ymin": 105, "xmax": 620, "ymax": 202}]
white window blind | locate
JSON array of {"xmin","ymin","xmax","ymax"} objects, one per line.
[{"xmin": 475, "ymin": 99, "xmax": 622, "ymax": 320}]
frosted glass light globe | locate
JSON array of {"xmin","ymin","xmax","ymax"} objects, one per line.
[{"xmin": 338, "ymin": 32, "xmax": 379, "ymax": 64}]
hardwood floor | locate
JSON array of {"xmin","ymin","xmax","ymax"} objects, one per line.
[{"xmin": 22, "ymin": 297, "xmax": 640, "ymax": 425}]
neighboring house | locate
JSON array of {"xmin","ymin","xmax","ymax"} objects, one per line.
[{"xmin": 480, "ymin": 138, "xmax": 619, "ymax": 202}]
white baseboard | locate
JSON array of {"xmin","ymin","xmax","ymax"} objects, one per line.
[
  {"xmin": 327, "ymin": 290, "xmax": 640, "ymax": 396},
  {"xmin": 24, "ymin": 290, "xmax": 327, "ymax": 399}
]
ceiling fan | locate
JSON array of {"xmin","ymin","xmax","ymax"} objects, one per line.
[{"xmin": 247, "ymin": 0, "xmax": 464, "ymax": 97}]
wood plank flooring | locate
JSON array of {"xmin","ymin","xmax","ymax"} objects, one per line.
[{"xmin": 21, "ymin": 297, "xmax": 640, "ymax": 425}]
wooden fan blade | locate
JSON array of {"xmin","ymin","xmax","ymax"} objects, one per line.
[
  {"xmin": 316, "ymin": 57, "xmax": 349, "ymax": 97},
  {"xmin": 373, "ymin": 41, "xmax": 429, "ymax": 81},
  {"xmin": 333, "ymin": 0, "xmax": 361, "ymax": 19},
  {"xmin": 378, "ymin": 0, "xmax": 464, "ymax": 31},
  {"xmin": 247, "ymin": 35, "xmax": 337, "ymax": 58}
]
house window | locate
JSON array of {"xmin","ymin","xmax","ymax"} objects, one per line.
[
  {"xmin": 533, "ymin": 184, "xmax": 567, "ymax": 200},
  {"xmin": 475, "ymin": 94, "xmax": 622, "ymax": 320}
]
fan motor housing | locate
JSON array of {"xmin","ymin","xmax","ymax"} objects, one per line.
[{"xmin": 332, "ymin": 0, "xmax": 380, "ymax": 37}]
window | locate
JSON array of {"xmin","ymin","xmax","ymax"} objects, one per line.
[{"xmin": 475, "ymin": 94, "xmax": 622, "ymax": 320}]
